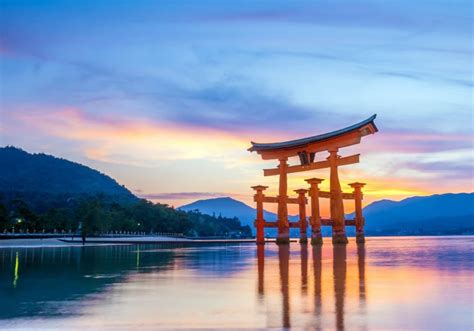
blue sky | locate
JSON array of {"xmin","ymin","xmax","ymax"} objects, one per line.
[{"xmin": 0, "ymin": 0, "xmax": 472, "ymax": 211}]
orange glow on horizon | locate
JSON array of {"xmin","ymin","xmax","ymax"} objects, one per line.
[{"xmin": 9, "ymin": 106, "xmax": 472, "ymax": 215}]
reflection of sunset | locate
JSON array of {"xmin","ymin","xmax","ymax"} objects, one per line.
[
  {"xmin": 253, "ymin": 239, "xmax": 473, "ymax": 330},
  {"xmin": 2, "ymin": 238, "xmax": 472, "ymax": 330}
]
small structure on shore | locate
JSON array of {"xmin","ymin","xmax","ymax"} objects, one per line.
[{"xmin": 249, "ymin": 115, "xmax": 378, "ymax": 245}]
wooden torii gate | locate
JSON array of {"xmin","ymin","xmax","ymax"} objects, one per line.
[{"xmin": 249, "ymin": 115, "xmax": 378, "ymax": 245}]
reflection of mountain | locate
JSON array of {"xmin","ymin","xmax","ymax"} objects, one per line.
[
  {"xmin": 0, "ymin": 243, "xmax": 255, "ymax": 319},
  {"xmin": 0, "ymin": 245, "xmax": 175, "ymax": 319},
  {"xmin": 171, "ymin": 244, "xmax": 255, "ymax": 276}
]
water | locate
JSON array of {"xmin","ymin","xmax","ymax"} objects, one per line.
[{"xmin": 0, "ymin": 237, "xmax": 473, "ymax": 330}]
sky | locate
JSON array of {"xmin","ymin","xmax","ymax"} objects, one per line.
[{"xmin": 0, "ymin": 0, "xmax": 473, "ymax": 215}]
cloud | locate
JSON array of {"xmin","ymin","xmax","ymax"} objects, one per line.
[
  {"xmin": 1, "ymin": 0, "xmax": 472, "ymax": 206},
  {"xmin": 160, "ymin": 82, "xmax": 315, "ymax": 133},
  {"xmin": 361, "ymin": 130, "xmax": 473, "ymax": 154},
  {"xmin": 400, "ymin": 159, "xmax": 473, "ymax": 180},
  {"xmin": 139, "ymin": 192, "xmax": 232, "ymax": 200},
  {"xmin": 9, "ymin": 106, "xmax": 250, "ymax": 166}
]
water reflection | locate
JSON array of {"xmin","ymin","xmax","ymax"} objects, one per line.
[
  {"xmin": 0, "ymin": 244, "xmax": 255, "ymax": 319},
  {"xmin": 0, "ymin": 237, "xmax": 472, "ymax": 330},
  {"xmin": 1, "ymin": 245, "xmax": 176, "ymax": 318},
  {"xmin": 257, "ymin": 243, "xmax": 367, "ymax": 330},
  {"xmin": 313, "ymin": 245, "xmax": 322, "ymax": 331},
  {"xmin": 278, "ymin": 244, "xmax": 290, "ymax": 328},
  {"xmin": 333, "ymin": 245, "xmax": 347, "ymax": 331},
  {"xmin": 257, "ymin": 245, "xmax": 264, "ymax": 297},
  {"xmin": 13, "ymin": 252, "xmax": 19, "ymax": 289},
  {"xmin": 358, "ymin": 244, "xmax": 367, "ymax": 331},
  {"xmin": 301, "ymin": 244, "xmax": 308, "ymax": 295}
]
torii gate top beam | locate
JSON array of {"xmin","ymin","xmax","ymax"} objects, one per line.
[{"xmin": 248, "ymin": 114, "xmax": 378, "ymax": 160}]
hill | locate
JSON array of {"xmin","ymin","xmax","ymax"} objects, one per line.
[
  {"xmin": 179, "ymin": 197, "xmax": 298, "ymax": 235},
  {"xmin": 0, "ymin": 146, "xmax": 137, "ymax": 209},
  {"xmin": 180, "ymin": 193, "xmax": 474, "ymax": 236},
  {"xmin": 0, "ymin": 147, "xmax": 252, "ymax": 237},
  {"xmin": 180, "ymin": 197, "xmax": 271, "ymax": 228},
  {"xmin": 361, "ymin": 193, "xmax": 474, "ymax": 235}
]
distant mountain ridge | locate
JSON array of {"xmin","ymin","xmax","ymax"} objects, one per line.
[
  {"xmin": 360, "ymin": 193, "xmax": 474, "ymax": 235},
  {"xmin": 180, "ymin": 193, "xmax": 474, "ymax": 236},
  {"xmin": 179, "ymin": 197, "xmax": 279, "ymax": 229},
  {"xmin": 3, "ymin": 146, "xmax": 472, "ymax": 236},
  {"xmin": 0, "ymin": 146, "xmax": 137, "ymax": 208}
]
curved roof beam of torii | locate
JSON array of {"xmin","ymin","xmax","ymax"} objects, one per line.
[{"xmin": 248, "ymin": 114, "xmax": 378, "ymax": 160}]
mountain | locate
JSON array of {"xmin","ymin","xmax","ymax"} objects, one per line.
[
  {"xmin": 361, "ymin": 193, "xmax": 474, "ymax": 235},
  {"xmin": 0, "ymin": 147, "xmax": 252, "ymax": 237},
  {"xmin": 0, "ymin": 146, "xmax": 137, "ymax": 209},
  {"xmin": 179, "ymin": 193, "xmax": 474, "ymax": 236},
  {"xmin": 179, "ymin": 197, "xmax": 300, "ymax": 234},
  {"xmin": 179, "ymin": 197, "xmax": 274, "ymax": 229}
]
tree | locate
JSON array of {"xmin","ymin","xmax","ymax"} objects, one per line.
[{"xmin": 0, "ymin": 202, "xmax": 9, "ymax": 231}]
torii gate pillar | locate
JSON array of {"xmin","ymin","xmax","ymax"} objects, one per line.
[
  {"xmin": 276, "ymin": 157, "xmax": 290, "ymax": 245},
  {"xmin": 294, "ymin": 189, "xmax": 308, "ymax": 244},
  {"xmin": 349, "ymin": 182, "xmax": 366, "ymax": 244},
  {"xmin": 306, "ymin": 178, "xmax": 324, "ymax": 245},
  {"xmin": 328, "ymin": 149, "xmax": 348, "ymax": 244},
  {"xmin": 252, "ymin": 185, "xmax": 268, "ymax": 245}
]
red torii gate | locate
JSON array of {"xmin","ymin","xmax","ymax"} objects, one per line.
[{"xmin": 249, "ymin": 115, "xmax": 378, "ymax": 245}]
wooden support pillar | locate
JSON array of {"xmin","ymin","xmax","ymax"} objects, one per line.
[
  {"xmin": 252, "ymin": 185, "xmax": 268, "ymax": 245},
  {"xmin": 294, "ymin": 189, "xmax": 308, "ymax": 244},
  {"xmin": 305, "ymin": 178, "xmax": 324, "ymax": 245},
  {"xmin": 349, "ymin": 182, "xmax": 366, "ymax": 243},
  {"xmin": 328, "ymin": 149, "xmax": 348, "ymax": 244},
  {"xmin": 277, "ymin": 157, "xmax": 290, "ymax": 245}
]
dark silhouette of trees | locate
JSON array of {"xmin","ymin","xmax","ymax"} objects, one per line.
[
  {"xmin": 0, "ymin": 147, "xmax": 252, "ymax": 238},
  {"xmin": 0, "ymin": 195, "xmax": 252, "ymax": 238}
]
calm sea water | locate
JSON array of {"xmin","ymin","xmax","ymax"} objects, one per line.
[{"xmin": 0, "ymin": 236, "xmax": 472, "ymax": 330}]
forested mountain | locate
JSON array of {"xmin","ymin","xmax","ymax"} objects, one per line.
[
  {"xmin": 0, "ymin": 147, "xmax": 251, "ymax": 237},
  {"xmin": 0, "ymin": 146, "xmax": 135, "ymax": 201}
]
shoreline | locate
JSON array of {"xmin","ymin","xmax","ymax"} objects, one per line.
[{"xmin": 0, "ymin": 235, "xmax": 471, "ymax": 248}]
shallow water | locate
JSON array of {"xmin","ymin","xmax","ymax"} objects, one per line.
[{"xmin": 0, "ymin": 236, "xmax": 473, "ymax": 330}]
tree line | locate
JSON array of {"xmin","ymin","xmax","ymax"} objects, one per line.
[{"xmin": 0, "ymin": 194, "xmax": 252, "ymax": 238}]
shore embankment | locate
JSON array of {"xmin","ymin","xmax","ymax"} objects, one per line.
[{"xmin": 0, "ymin": 236, "xmax": 282, "ymax": 248}]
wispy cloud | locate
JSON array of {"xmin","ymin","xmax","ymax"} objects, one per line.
[
  {"xmin": 362, "ymin": 130, "xmax": 474, "ymax": 154},
  {"xmin": 1, "ymin": 0, "xmax": 472, "ymax": 207},
  {"xmin": 139, "ymin": 192, "xmax": 233, "ymax": 200},
  {"xmin": 9, "ymin": 107, "xmax": 250, "ymax": 166}
]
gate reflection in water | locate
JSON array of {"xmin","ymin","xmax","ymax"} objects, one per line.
[
  {"xmin": 257, "ymin": 244, "xmax": 367, "ymax": 331},
  {"xmin": 1, "ymin": 237, "xmax": 472, "ymax": 330}
]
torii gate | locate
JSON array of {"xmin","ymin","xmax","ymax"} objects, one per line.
[{"xmin": 249, "ymin": 115, "xmax": 378, "ymax": 245}]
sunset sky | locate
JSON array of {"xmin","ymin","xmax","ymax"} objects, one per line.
[{"xmin": 0, "ymin": 1, "xmax": 472, "ymax": 215}]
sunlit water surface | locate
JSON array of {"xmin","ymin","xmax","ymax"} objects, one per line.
[{"xmin": 0, "ymin": 236, "xmax": 473, "ymax": 330}]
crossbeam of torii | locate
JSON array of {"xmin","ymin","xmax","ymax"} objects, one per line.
[{"xmin": 249, "ymin": 115, "xmax": 378, "ymax": 245}]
